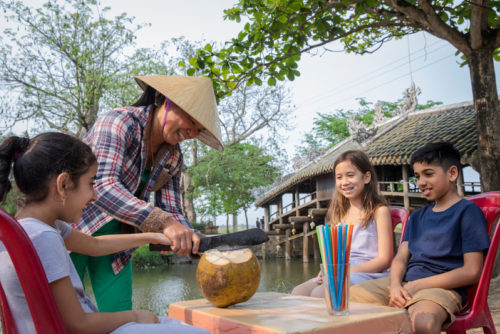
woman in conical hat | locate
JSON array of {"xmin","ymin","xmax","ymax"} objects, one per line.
[{"xmin": 71, "ymin": 75, "xmax": 223, "ymax": 312}]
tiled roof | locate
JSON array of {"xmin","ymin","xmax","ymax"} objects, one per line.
[
  {"xmin": 366, "ymin": 102, "xmax": 477, "ymax": 165},
  {"xmin": 255, "ymin": 101, "xmax": 477, "ymax": 206}
]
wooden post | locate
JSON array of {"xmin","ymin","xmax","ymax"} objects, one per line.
[
  {"xmin": 278, "ymin": 198, "xmax": 283, "ymax": 225},
  {"xmin": 285, "ymin": 228, "xmax": 291, "ymax": 261},
  {"xmin": 313, "ymin": 231, "xmax": 320, "ymax": 260},
  {"xmin": 457, "ymin": 169, "xmax": 465, "ymax": 197},
  {"xmin": 264, "ymin": 206, "xmax": 270, "ymax": 232},
  {"xmin": 316, "ymin": 178, "xmax": 321, "ymax": 208},
  {"xmin": 303, "ymin": 222, "xmax": 309, "ymax": 263},
  {"xmin": 295, "ymin": 187, "xmax": 300, "ymax": 215},
  {"xmin": 402, "ymin": 165, "xmax": 410, "ymax": 209}
]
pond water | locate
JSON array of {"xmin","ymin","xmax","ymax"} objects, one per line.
[{"xmin": 88, "ymin": 258, "xmax": 321, "ymax": 316}]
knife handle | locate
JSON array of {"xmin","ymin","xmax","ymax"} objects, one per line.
[
  {"xmin": 148, "ymin": 243, "xmax": 201, "ymax": 260},
  {"xmin": 149, "ymin": 243, "xmax": 172, "ymax": 252}
]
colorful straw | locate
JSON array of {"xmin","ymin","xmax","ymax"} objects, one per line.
[{"xmin": 316, "ymin": 222, "xmax": 353, "ymax": 312}]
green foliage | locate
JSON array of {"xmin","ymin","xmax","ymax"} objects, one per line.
[
  {"xmin": 0, "ymin": 185, "xmax": 22, "ymax": 215},
  {"xmin": 132, "ymin": 244, "xmax": 171, "ymax": 270},
  {"xmin": 190, "ymin": 221, "xmax": 207, "ymax": 231},
  {"xmin": 189, "ymin": 143, "xmax": 280, "ymax": 218}
]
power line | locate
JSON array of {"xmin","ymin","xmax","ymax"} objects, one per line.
[
  {"xmin": 308, "ymin": 52, "xmax": 456, "ymax": 114},
  {"xmin": 407, "ymin": 36, "xmax": 413, "ymax": 84},
  {"xmin": 296, "ymin": 43, "xmax": 452, "ymax": 113},
  {"xmin": 294, "ymin": 40, "xmax": 448, "ymax": 108}
]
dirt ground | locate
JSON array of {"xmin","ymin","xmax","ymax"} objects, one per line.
[{"xmin": 462, "ymin": 274, "xmax": 500, "ymax": 333}]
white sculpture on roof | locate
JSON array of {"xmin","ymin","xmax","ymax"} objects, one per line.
[
  {"xmin": 348, "ymin": 82, "xmax": 421, "ymax": 144},
  {"xmin": 394, "ymin": 82, "xmax": 421, "ymax": 117}
]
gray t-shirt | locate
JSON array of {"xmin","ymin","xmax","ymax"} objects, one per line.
[{"xmin": 0, "ymin": 218, "xmax": 98, "ymax": 333}]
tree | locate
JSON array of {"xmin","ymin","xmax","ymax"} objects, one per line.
[
  {"xmin": 0, "ymin": 0, "xmax": 167, "ymax": 136},
  {"xmin": 189, "ymin": 143, "xmax": 280, "ymax": 232},
  {"xmin": 297, "ymin": 97, "xmax": 441, "ymax": 160},
  {"xmin": 188, "ymin": 0, "xmax": 500, "ymax": 191}
]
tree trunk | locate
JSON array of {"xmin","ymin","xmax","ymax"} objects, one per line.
[
  {"xmin": 468, "ymin": 50, "xmax": 500, "ymax": 192},
  {"xmin": 232, "ymin": 213, "xmax": 238, "ymax": 232},
  {"xmin": 226, "ymin": 215, "xmax": 229, "ymax": 234},
  {"xmin": 181, "ymin": 171, "xmax": 197, "ymax": 223},
  {"xmin": 244, "ymin": 207, "xmax": 249, "ymax": 230}
]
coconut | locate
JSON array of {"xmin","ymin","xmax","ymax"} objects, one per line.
[{"xmin": 196, "ymin": 248, "xmax": 260, "ymax": 307}]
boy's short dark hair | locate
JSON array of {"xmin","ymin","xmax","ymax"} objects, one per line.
[{"xmin": 410, "ymin": 141, "xmax": 461, "ymax": 172}]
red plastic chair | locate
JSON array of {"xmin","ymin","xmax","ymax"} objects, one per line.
[
  {"xmin": 389, "ymin": 206, "xmax": 410, "ymax": 247},
  {"xmin": 0, "ymin": 208, "xmax": 66, "ymax": 334},
  {"xmin": 444, "ymin": 191, "xmax": 500, "ymax": 334}
]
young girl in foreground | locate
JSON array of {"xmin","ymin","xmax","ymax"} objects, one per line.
[
  {"xmin": 292, "ymin": 150, "xmax": 393, "ymax": 297},
  {"xmin": 0, "ymin": 133, "xmax": 210, "ymax": 334}
]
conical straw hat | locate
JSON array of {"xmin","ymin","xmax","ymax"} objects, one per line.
[{"xmin": 135, "ymin": 75, "xmax": 224, "ymax": 151}]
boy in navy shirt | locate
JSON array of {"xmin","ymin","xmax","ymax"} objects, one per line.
[{"xmin": 350, "ymin": 142, "xmax": 490, "ymax": 334}]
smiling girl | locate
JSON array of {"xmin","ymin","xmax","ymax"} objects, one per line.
[
  {"xmin": 292, "ymin": 150, "xmax": 393, "ymax": 297},
  {"xmin": 0, "ymin": 132, "xmax": 210, "ymax": 333}
]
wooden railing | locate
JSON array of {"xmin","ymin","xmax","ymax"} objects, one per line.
[
  {"xmin": 282, "ymin": 202, "xmax": 294, "ymax": 213},
  {"xmin": 268, "ymin": 192, "xmax": 318, "ymax": 222},
  {"xmin": 270, "ymin": 211, "xmax": 278, "ymax": 220},
  {"xmin": 299, "ymin": 192, "xmax": 316, "ymax": 206},
  {"xmin": 379, "ymin": 181, "xmax": 481, "ymax": 194}
]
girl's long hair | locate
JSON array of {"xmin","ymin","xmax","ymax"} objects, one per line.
[{"xmin": 325, "ymin": 150, "xmax": 386, "ymax": 229}]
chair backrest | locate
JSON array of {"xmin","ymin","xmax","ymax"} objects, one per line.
[
  {"xmin": 0, "ymin": 208, "xmax": 66, "ymax": 334},
  {"xmin": 461, "ymin": 191, "xmax": 500, "ymax": 314},
  {"xmin": 389, "ymin": 206, "xmax": 410, "ymax": 247}
]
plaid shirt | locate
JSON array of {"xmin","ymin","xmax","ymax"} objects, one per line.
[{"xmin": 72, "ymin": 105, "xmax": 191, "ymax": 273}]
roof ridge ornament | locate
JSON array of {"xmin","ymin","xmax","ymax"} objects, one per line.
[
  {"xmin": 348, "ymin": 82, "xmax": 421, "ymax": 144},
  {"xmin": 394, "ymin": 82, "xmax": 421, "ymax": 117}
]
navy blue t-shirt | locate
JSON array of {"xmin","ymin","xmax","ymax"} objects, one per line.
[{"xmin": 402, "ymin": 199, "xmax": 490, "ymax": 302}]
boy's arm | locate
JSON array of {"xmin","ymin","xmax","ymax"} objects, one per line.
[
  {"xmin": 65, "ymin": 229, "xmax": 171, "ymax": 256},
  {"xmin": 388, "ymin": 241, "xmax": 410, "ymax": 307},
  {"xmin": 402, "ymin": 251, "xmax": 484, "ymax": 297}
]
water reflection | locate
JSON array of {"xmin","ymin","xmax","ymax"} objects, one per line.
[{"xmin": 129, "ymin": 258, "xmax": 320, "ymax": 316}]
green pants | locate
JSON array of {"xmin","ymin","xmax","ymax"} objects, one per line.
[{"xmin": 70, "ymin": 220, "xmax": 133, "ymax": 312}]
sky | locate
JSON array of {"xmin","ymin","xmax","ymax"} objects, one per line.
[{"xmin": 3, "ymin": 0, "xmax": 500, "ymax": 226}]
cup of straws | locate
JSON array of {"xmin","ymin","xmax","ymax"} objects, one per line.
[{"xmin": 317, "ymin": 223, "xmax": 353, "ymax": 315}]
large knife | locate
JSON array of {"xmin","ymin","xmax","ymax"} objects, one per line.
[{"xmin": 149, "ymin": 228, "xmax": 269, "ymax": 253}]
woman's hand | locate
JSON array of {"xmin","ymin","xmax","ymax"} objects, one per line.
[
  {"xmin": 162, "ymin": 218, "xmax": 200, "ymax": 256},
  {"xmin": 133, "ymin": 310, "xmax": 159, "ymax": 324}
]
